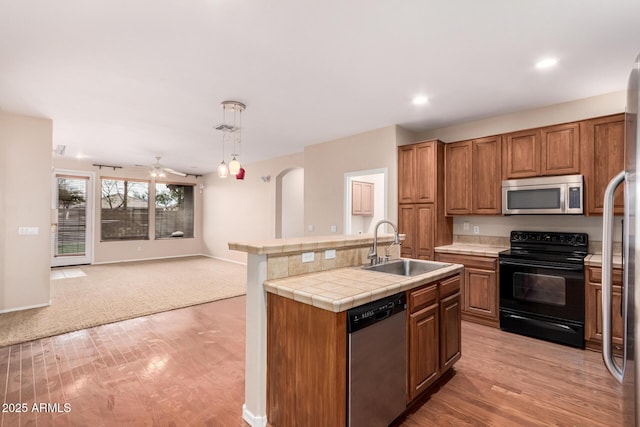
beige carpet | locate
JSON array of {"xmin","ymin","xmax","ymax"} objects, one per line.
[{"xmin": 0, "ymin": 256, "xmax": 247, "ymax": 347}]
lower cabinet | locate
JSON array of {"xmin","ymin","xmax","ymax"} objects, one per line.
[
  {"xmin": 585, "ymin": 266, "xmax": 624, "ymax": 354},
  {"xmin": 407, "ymin": 274, "xmax": 461, "ymax": 404},
  {"xmin": 435, "ymin": 253, "xmax": 499, "ymax": 327}
]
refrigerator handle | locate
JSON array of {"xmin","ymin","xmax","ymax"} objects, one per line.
[{"xmin": 602, "ymin": 170, "xmax": 625, "ymax": 383}]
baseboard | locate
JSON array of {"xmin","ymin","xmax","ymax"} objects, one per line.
[
  {"xmin": 0, "ymin": 301, "xmax": 50, "ymax": 314},
  {"xmin": 242, "ymin": 404, "xmax": 267, "ymax": 427},
  {"xmin": 91, "ymin": 253, "xmax": 204, "ymax": 265}
]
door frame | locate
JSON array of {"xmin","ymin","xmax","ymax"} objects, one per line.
[{"xmin": 51, "ymin": 169, "xmax": 95, "ymax": 266}]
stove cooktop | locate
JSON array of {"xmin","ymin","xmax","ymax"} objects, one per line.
[{"xmin": 499, "ymin": 230, "xmax": 589, "ymax": 264}]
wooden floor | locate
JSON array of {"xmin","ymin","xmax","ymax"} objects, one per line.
[{"xmin": 0, "ymin": 295, "xmax": 625, "ymax": 426}]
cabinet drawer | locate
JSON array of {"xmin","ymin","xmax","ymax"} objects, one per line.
[
  {"xmin": 440, "ymin": 275, "xmax": 460, "ymax": 299},
  {"xmin": 588, "ymin": 267, "xmax": 622, "ymax": 285},
  {"xmin": 409, "ymin": 284, "xmax": 437, "ymax": 313},
  {"xmin": 435, "ymin": 253, "xmax": 497, "ymax": 270}
]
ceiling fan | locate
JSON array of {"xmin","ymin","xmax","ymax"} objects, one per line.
[{"xmin": 138, "ymin": 156, "xmax": 187, "ymax": 178}]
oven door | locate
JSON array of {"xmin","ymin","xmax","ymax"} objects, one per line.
[{"xmin": 499, "ymin": 258, "xmax": 585, "ymax": 322}]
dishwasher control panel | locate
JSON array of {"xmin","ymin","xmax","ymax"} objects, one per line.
[{"xmin": 347, "ymin": 292, "xmax": 406, "ymax": 333}]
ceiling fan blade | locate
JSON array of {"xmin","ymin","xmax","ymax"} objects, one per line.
[{"xmin": 164, "ymin": 168, "xmax": 187, "ymax": 177}]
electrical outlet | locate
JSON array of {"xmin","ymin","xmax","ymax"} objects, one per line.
[
  {"xmin": 473, "ymin": 225, "xmax": 480, "ymax": 235},
  {"xmin": 307, "ymin": 224, "xmax": 314, "ymax": 232},
  {"xmin": 324, "ymin": 249, "xmax": 336, "ymax": 260},
  {"xmin": 463, "ymin": 222, "xmax": 470, "ymax": 231},
  {"xmin": 302, "ymin": 252, "xmax": 315, "ymax": 263},
  {"xmin": 330, "ymin": 225, "xmax": 337, "ymax": 233}
]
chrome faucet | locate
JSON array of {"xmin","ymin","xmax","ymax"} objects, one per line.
[{"xmin": 368, "ymin": 220, "xmax": 401, "ymax": 265}]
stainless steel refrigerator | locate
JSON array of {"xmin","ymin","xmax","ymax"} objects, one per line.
[{"xmin": 602, "ymin": 52, "xmax": 640, "ymax": 425}]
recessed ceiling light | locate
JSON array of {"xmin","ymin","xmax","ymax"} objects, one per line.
[
  {"xmin": 535, "ymin": 58, "xmax": 558, "ymax": 69},
  {"xmin": 412, "ymin": 95, "xmax": 429, "ymax": 105}
]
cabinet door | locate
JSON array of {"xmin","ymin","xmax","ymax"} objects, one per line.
[
  {"xmin": 463, "ymin": 268, "xmax": 497, "ymax": 319},
  {"xmin": 586, "ymin": 282, "xmax": 624, "ymax": 351},
  {"xmin": 416, "ymin": 204, "xmax": 435, "ymax": 260},
  {"xmin": 445, "ymin": 141, "xmax": 472, "ymax": 215},
  {"xmin": 581, "ymin": 114, "xmax": 625, "ymax": 215},
  {"xmin": 352, "ymin": 181, "xmax": 373, "ymax": 216},
  {"xmin": 416, "ymin": 141, "xmax": 436, "ymax": 203},
  {"xmin": 398, "ymin": 145, "xmax": 416, "ymax": 204},
  {"xmin": 440, "ymin": 292, "xmax": 461, "ymax": 373},
  {"xmin": 541, "ymin": 123, "xmax": 580, "ymax": 176},
  {"xmin": 408, "ymin": 303, "xmax": 439, "ymax": 402},
  {"xmin": 398, "ymin": 205, "xmax": 416, "ymax": 258},
  {"xmin": 472, "ymin": 136, "xmax": 502, "ymax": 214},
  {"xmin": 503, "ymin": 129, "xmax": 540, "ymax": 179}
]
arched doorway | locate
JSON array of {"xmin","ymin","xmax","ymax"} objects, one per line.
[{"xmin": 276, "ymin": 167, "xmax": 304, "ymax": 238}]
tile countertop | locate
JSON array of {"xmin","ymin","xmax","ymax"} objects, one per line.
[
  {"xmin": 434, "ymin": 243, "xmax": 508, "ymax": 257},
  {"xmin": 584, "ymin": 254, "xmax": 624, "ymax": 269},
  {"xmin": 263, "ymin": 261, "xmax": 464, "ymax": 313}
]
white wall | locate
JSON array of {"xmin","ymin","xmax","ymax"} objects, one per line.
[
  {"xmin": 0, "ymin": 112, "xmax": 52, "ymax": 312},
  {"xmin": 202, "ymin": 152, "xmax": 304, "ymax": 263},
  {"xmin": 304, "ymin": 125, "xmax": 406, "ymax": 236},
  {"xmin": 53, "ymin": 157, "xmax": 203, "ymax": 263}
]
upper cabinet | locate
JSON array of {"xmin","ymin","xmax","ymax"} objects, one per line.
[
  {"xmin": 580, "ymin": 113, "xmax": 625, "ymax": 215},
  {"xmin": 352, "ymin": 180, "xmax": 374, "ymax": 216},
  {"xmin": 398, "ymin": 141, "xmax": 437, "ymax": 204},
  {"xmin": 445, "ymin": 136, "xmax": 501, "ymax": 215},
  {"xmin": 502, "ymin": 129, "xmax": 540, "ymax": 179},
  {"xmin": 444, "ymin": 141, "xmax": 471, "ymax": 215},
  {"xmin": 502, "ymin": 122, "xmax": 580, "ymax": 179}
]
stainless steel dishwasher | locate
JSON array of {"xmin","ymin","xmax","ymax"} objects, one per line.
[{"xmin": 347, "ymin": 292, "xmax": 407, "ymax": 427}]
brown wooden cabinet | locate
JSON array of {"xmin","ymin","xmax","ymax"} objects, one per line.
[
  {"xmin": 351, "ymin": 180, "xmax": 374, "ymax": 216},
  {"xmin": 408, "ymin": 302, "xmax": 439, "ymax": 401},
  {"xmin": 585, "ymin": 266, "xmax": 624, "ymax": 354},
  {"xmin": 434, "ymin": 253, "xmax": 500, "ymax": 327},
  {"xmin": 398, "ymin": 140, "xmax": 437, "ymax": 204},
  {"xmin": 541, "ymin": 123, "xmax": 580, "ymax": 176},
  {"xmin": 398, "ymin": 140, "xmax": 452, "ymax": 260},
  {"xmin": 502, "ymin": 122, "xmax": 580, "ymax": 179},
  {"xmin": 502, "ymin": 128, "xmax": 540, "ymax": 179},
  {"xmin": 444, "ymin": 141, "xmax": 472, "ymax": 215},
  {"xmin": 439, "ymin": 275, "xmax": 462, "ymax": 372},
  {"xmin": 580, "ymin": 113, "xmax": 625, "ymax": 215},
  {"xmin": 445, "ymin": 137, "xmax": 501, "ymax": 215},
  {"xmin": 406, "ymin": 274, "xmax": 461, "ymax": 404}
]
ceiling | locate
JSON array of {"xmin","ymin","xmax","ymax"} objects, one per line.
[{"xmin": 1, "ymin": 1, "xmax": 640, "ymax": 175}]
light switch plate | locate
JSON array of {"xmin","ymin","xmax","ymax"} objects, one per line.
[
  {"xmin": 302, "ymin": 252, "xmax": 315, "ymax": 263},
  {"xmin": 324, "ymin": 249, "xmax": 336, "ymax": 260},
  {"xmin": 18, "ymin": 227, "xmax": 39, "ymax": 235}
]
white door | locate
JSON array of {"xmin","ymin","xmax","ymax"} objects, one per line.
[{"xmin": 51, "ymin": 171, "xmax": 93, "ymax": 266}]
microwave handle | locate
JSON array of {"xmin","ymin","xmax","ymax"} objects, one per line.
[
  {"xmin": 560, "ymin": 185, "xmax": 566, "ymax": 212},
  {"xmin": 602, "ymin": 170, "xmax": 625, "ymax": 383}
]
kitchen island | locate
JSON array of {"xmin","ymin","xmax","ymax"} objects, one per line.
[{"xmin": 229, "ymin": 235, "xmax": 463, "ymax": 426}]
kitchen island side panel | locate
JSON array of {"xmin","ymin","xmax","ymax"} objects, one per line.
[{"xmin": 267, "ymin": 293, "xmax": 347, "ymax": 426}]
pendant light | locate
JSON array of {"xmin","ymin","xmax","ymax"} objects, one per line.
[
  {"xmin": 217, "ymin": 129, "xmax": 229, "ymax": 178},
  {"xmin": 215, "ymin": 100, "xmax": 246, "ymax": 178}
]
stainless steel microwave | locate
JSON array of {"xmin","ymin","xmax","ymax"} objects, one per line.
[{"xmin": 501, "ymin": 174, "xmax": 584, "ymax": 215}]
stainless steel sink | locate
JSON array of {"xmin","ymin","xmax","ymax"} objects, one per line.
[{"xmin": 362, "ymin": 259, "xmax": 451, "ymax": 276}]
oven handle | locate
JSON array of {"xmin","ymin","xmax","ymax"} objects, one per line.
[
  {"xmin": 499, "ymin": 259, "xmax": 584, "ymax": 271},
  {"xmin": 602, "ymin": 170, "xmax": 625, "ymax": 383}
]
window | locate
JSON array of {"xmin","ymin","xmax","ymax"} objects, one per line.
[
  {"xmin": 101, "ymin": 179, "xmax": 149, "ymax": 241},
  {"xmin": 155, "ymin": 183, "xmax": 195, "ymax": 239}
]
